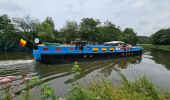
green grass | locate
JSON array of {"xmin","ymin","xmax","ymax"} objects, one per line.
[
  {"xmin": 138, "ymin": 44, "xmax": 170, "ymax": 52},
  {"xmin": 67, "ymin": 76, "xmax": 170, "ymax": 100}
]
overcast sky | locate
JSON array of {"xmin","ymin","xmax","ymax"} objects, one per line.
[{"xmin": 0, "ymin": 0, "xmax": 170, "ymax": 36}]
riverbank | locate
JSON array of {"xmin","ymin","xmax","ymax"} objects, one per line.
[
  {"xmin": 68, "ymin": 76, "xmax": 170, "ymax": 100},
  {"xmin": 1, "ymin": 75, "xmax": 170, "ymax": 100},
  {"xmin": 138, "ymin": 44, "xmax": 170, "ymax": 52}
]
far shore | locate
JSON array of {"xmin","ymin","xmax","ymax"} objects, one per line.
[{"xmin": 138, "ymin": 44, "xmax": 170, "ymax": 52}]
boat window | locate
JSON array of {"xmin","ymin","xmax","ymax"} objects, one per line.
[
  {"xmin": 43, "ymin": 48, "xmax": 48, "ymax": 51},
  {"xmin": 102, "ymin": 48, "xmax": 106, "ymax": 52},
  {"xmin": 93, "ymin": 48, "xmax": 98, "ymax": 52},
  {"xmin": 56, "ymin": 48, "xmax": 61, "ymax": 52},
  {"xmin": 86, "ymin": 47, "xmax": 91, "ymax": 51},
  {"xmin": 69, "ymin": 48, "xmax": 75, "ymax": 51},
  {"xmin": 110, "ymin": 48, "xmax": 114, "ymax": 52}
]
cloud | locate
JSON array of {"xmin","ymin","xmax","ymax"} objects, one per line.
[
  {"xmin": 0, "ymin": 1, "xmax": 23, "ymax": 12},
  {"xmin": 0, "ymin": 0, "xmax": 170, "ymax": 36}
]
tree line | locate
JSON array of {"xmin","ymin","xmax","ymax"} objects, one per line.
[
  {"xmin": 137, "ymin": 29, "xmax": 170, "ymax": 45},
  {"xmin": 0, "ymin": 14, "xmax": 138, "ymax": 51},
  {"xmin": 0, "ymin": 14, "xmax": 169, "ymax": 51}
]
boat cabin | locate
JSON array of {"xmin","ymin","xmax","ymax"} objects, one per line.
[{"xmin": 104, "ymin": 41, "xmax": 125, "ymax": 46}]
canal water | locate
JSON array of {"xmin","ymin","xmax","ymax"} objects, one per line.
[{"xmin": 0, "ymin": 48, "xmax": 170, "ymax": 98}]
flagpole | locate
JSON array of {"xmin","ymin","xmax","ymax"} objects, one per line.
[
  {"xmin": 20, "ymin": 34, "xmax": 38, "ymax": 49},
  {"xmin": 21, "ymin": 35, "xmax": 35, "ymax": 45}
]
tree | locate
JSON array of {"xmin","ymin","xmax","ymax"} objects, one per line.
[
  {"xmin": 137, "ymin": 36, "xmax": 151, "ymax": 44},
  {"xmin": 44, "ymin": 17, "xmax": 55, "ymax": 29},
  {"xmin": 98, "ymin": 21, "xmax": 121, "ymax": 42},
  {"xmin": 151, "ymin": 29, "xmax": 170, "ymax": 45},
  {"xmin": 79, "ymin": 18, "xmax": 100, "ymax": 42},
  {"xmin": 0, "ymin": 14, "xmax": 19, "ymax": 51},
  {"xmin": 12, "ymin": 15, "xmax": 39, "ymax": 42},
  {"xmin": 119, "ymin": 28, "xmax": 138, "ymax": 45},
  {"xmin": 36, "ymin": 17, "xmax": 56, "ymax": 42},
  {"xmin": 12, "ymin": 15, "xmax": 39, "ymax": 33},
  {"xmin": 60, "ymin": 21, "xmax": 79, "ymax": 43}
]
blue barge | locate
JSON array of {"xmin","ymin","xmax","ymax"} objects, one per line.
[{"xmin": 33, "ymin": 41, "xmax": 143, "ymax": 63}]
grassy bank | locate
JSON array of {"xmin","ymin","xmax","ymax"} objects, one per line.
[
  {"xmin": 67, "ymin": 76, "xmax": 170, "ymax": 100},
  {"xmin": 1, "ymin": 75, "xmax": 170, "ymax": 100},
  {"xmin": 138, "ymin": 44, "xmax": 170, "ymax": 52},
  {"xmin": 67, "ymin": 63, "xmax": 170, "ymax": 100}
]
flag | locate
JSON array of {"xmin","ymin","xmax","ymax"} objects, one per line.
[
  {"xmin": 19, "ymin": 37, "xmax": 38, "ymax": 50},
  {"xmin": 20, "ymin": 39, "xmax": 27, "ymax": 47}
]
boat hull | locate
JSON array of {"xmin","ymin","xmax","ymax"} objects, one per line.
[
  {"xmin": 33, "ymin": 45, "xmax": 143, "ymax": 64},
  {"xmin": 36, "ymin": 50, "xmax": 143, "ymax": 64}
]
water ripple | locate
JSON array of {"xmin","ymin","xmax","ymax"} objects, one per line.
[{"xmin": 0, "ymin": 60, "xmax": 35, "ymax": 67}]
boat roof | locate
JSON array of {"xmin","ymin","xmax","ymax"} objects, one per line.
[{"xmin": 104, "ymin": 41, "xmax": 125, "ymax": 44}]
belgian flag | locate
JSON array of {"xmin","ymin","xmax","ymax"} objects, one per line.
[
  {"xmin": 20, "ymin": 39, "xmax": 27, "ymax": 47},
  {"xmin": 19, "ymin": 37, "xmax": 38, "ymax": 50}
]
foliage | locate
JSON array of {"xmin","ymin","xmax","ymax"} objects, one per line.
[
  {"xmin": 137, "ymin": 36, "xmax": 151, "ymax": 44},
  {"xmin": 44, "ymin": 17, "xmax": 55, "ymax": 29},
  {"xmin": 0, "ymin": 14, "xmax": 20, "ymax": 51},
  {"xmin": 151, "ymin": 29, "xmax": 170, "ymax": 45},
  {"xmin": 98, "ymin": 21, "xmax": 121, "ymax": 43},
  {"xmin": 90, "ymin": 78, "xmax": 119, "ymax": 100},
  {"xmin": 12, "ymin": 15, "xmax": 39, "ymax": 33},
  {"xmin": 67, "ymin": 66, "xmax": 170, "ymax": 100},
  {"xmin": 79, "ymin": 18, "xmax": 100, "ymax": 42},
  {"xmin": 67, "ymin": 85, "xmax": 96, "ymax": 100},
  {"xmin": 121, "ymin": 76, "xmax": 159, "ymax": 99},
  {"xmin": 67, "ymin": 75, "xmax": 170, "ymax": 100},
  {"xmin": 1, "ymin": 14, "xmax": 161, "ymax": 51},
  {"xmin": 119, "ymin": 28, "xmax": 138, "ymax": 45},
  {"xmin": 0, "ymin": 76, "xmax": 58, "ymax": 100},
  {"xmin": 2, "ymin": 13, "xmax": 170, "ymax": 51},
  {"xmin": 138, "ymin": 44, "xmax": 170, "ymax": 52},
  {"xmin": 60, "ymin": 21, "xmax": 79, "ymax": 43},
  {"xmin": 72, "ymin": 62, "xmax": 81, "ymax": 80},
  {"xmin": 41, "ymin": 83, "xmax": 58, "ymax": 100},
  {"xmin": 36, "ymin": 17, "xmax": 56, "ymax": 42}
]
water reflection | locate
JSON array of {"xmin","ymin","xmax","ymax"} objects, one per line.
[
  {"xmin": 150, "ymin": 49, "xmax": 170, "ymax": 70},
  {"xmin": 0, "ymin": 51, "xmax": 33, "ymax": 60},
  {"xmin": 34, "ymin": 56, "xmax": 142, "ymax": 83},
  {"xmin": 100, "ymin": 57, "xmax": 142, "ymax": 77}
]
